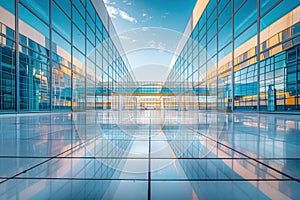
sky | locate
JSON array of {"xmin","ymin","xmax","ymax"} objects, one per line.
[
  {"xmin": 103, "ymin": 0, "xmax": 197, "ymax": 82},
  {"xmin": 103, "ymin": 0, "xmax": 197, "ymax": 33}
]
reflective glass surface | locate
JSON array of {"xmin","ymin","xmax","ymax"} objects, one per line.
[
  {"xmin": 166, "ymin": 0, "xmax": 300, "ymax": 112},
  {"xmin": 0, "ymin": 0, "xmax": 134, "ymax": 113},
  {"xmin": 0, "ymin": 110, "xmax": 299, "ymax": 199}
]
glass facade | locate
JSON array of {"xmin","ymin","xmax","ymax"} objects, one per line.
[
  {"xmin": 0, "ymin": 0, "xmax": 299, "ymax": 113},
  {"xmin": 0, "ymin": 0, "xmax": 134, "ymax": 113},
  {"xmin": 0, "ymin": 1, "xmax": 300, "ymax": 199},
  {"xmin": 165, "ymin": 0, "xmax": 300, "ymax": 112}
]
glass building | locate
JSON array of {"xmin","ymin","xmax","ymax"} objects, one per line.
[
  {"xmin": 165, "ymin": 0, "xmax": 300, "ymax": 112},
  {"xmin": 0, "ymin": 0, "xmax": 135, "ymax": 113},
  {"xmin": 1, "ymin": 0, "xmax": 299, "ymax": 113},
  {"xmin": 0, "ymin": 0, "xmax": 300, "ymax": 199}
]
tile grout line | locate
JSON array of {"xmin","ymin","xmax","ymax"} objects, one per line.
[
  {"xmin": 190, "ymin": 128, "xmax": 300, "ymax": 183},
  {"xmin": 0, "ymin": 134, "xmax": 102, "ymax": 185},
  {"xmin": 1, "ymin": 156, "xmax": 299, "ymax": 160},
  {"xmin": 0, "ymin": 177, "xmax": 296, "ymax": 182},
  {"xmin": 148, "ymin": 111, "xmax": 152, "ymax": 200}
]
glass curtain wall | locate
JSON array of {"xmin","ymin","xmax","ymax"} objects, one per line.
[
  {"xmin": 0, "ymin": 1, "xmax": 16, "ymax": 111},
  {"xmin": 0, "ymin": 0, "xmax": 134, "ymax": 113},
  {"xmin": 165, "ymin": 0, "xmax": 300, "ymax": 112}
]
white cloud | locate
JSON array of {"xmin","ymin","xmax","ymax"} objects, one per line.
[
  {"xmin": 119, "ymin": 10, "xmax": 137, "ymax": 23},
  {"xmin": 106, "ymin": 6, "xmax": 118, "ymax": 18},
  {"xmin": 104, "ymin": 0, "xmax": 137, "ymax": 23},
  {"xmin": 122, "ymin": 0, "xmax": 133, "ymax": 6},
  {"xmin": 147, "ymin": 40, "xmax": 167, "ymax": 50},
  {"xmin": 141, "ymin": 12, "xmax": 152, "ymax": 23}
]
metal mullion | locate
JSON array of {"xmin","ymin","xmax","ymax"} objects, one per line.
[
  {"xmin": 231, "ymin": 0, "xmax": 235, "ymax": 112},
  {"xmin": 216, "ymin": 0, "xmax": 219, "ymax": 110},
  {"xmin": 52, "ymin": 29, "xmax": 72, "ymax": 47},
  {"xmin": 257, "ymin": 0, "xmax": 261, "ymax": 112},
  {"xmin": 260, "ymin": 0, "xmax": 283, "ymax": 19},
  {"xmin": 50, "ymin": 0, "xmax": 53, "ymax": 111},
  {"xmin": 52, "ymin": 0, "xmax": 71, "ymax": 19},
  {"xmin": 16, "ymin": 0, "xmax": 20, "ymax": 113},
  {"xmin": 234, "ymin": 0, "xmax": 247, "ymax": 15},
  {"xmin": 84, "ymin": 14, "xmax": 87, "ymax": 111},
  {"xmin": 205, "ymin": 10, "xmax": 208, "ymax": 111},
  {"xmin": 218, "ymin": 15, "xmax": 231, "ymax": 33},
  {"xmin": 18, "ymin": 1, "xmax": 49, "ymax": 26},
  {"xmin": 218, "ymin": 0, "xmax": 231, "ymax": 15},
  {"xmin": 234, "ymin": 20, "xmax": 257, "ymax": 40},
  {"xmin": 71, "ymin": 6, "xmax": 74, "ymax": 111},
  {"xmin": 296, "ymin": 47, "xmax": 299, "ymax": 110}
]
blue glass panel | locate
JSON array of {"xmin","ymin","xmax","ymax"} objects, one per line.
[
  {"xmin": 19, "ymin": 34, "xmax": 27, "ymax": 45},
  {"xmin": 218, "ymin": 0, "xmax": 232, "ymax": 30},
  {"xmin": 53, "ymin": 0, "xmax": 71, "ymax": 16},
  {"xmin": 207, "ymin": 21, "xmax": 216, "ymax": 43},
  {"xmin": 234, "ymin": 0, "xmax": 257, "ymax": 37},
  {"xmin": 260, "ymin": 1, "xmax": 299, "ymax": 31},
  {"xmin": 20, "ymin": 0, "xmax": 49, "ymax": 23},
  {"xmin": 207, "ymin": 0, "xmax": 217, "ymax": 16},
  {"xmin": 73, "ymin": 24, "xmax": 85, "ymax": 54},
  {"xmin": 19, "ymin": 4, "xmax": 49, "ymax": 39},
  {"xmin": 87, "ymin": 25, "xmax": 95, "ymax": 43},
  {"xmin": 218, "ymin": 0, "xmax": 230, "ymax": 14},
  {"xmin": 52, "ymin": 30, "xmax": 71, "ymax": 56},
  {"xmin": 6, "ymin": 27, "xmax": 15, "ymax": 39},
  {"xmin": 234, "ymin": 0, "xmax": 245, "ymax": 11},
  {"xmin": 260, "ymin": 0, "xmax": 280, "ymax": 15},
  {"xmin": 218, "ymin": 19, "xmax": 232, "ymax": 50},
  {"xmin": 87, "ymin": 14, "xmax": 95, "ymax": 31},
  {"xmin": 0, "ymin": 0, "xmax": 15, "ymax": 14},
  {"xmin": 72, "ymin": 6, "xmax": 85, "ymax": 33},
  {"xmin": 52, "ymin": 2, "xmax": 71, "ymax": 41},
  {"xmin": 207, "ymin": 37, "xmax": 217, "ymax": 58},
  {"xmin": 73, "ymin": 0, "xmax": 85, "ymax": 19},
  {"xmin": 86, "ymin": 0, "xmax": 96, "ymax": 21}
]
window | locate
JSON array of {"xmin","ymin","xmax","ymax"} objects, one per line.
[
  {"xmin": 20, "ymin": 0, "xmax": 49, "ymax": 23},
  {"xmin": 260, "ymin": 1, "xmax": 299, "ymax": 31},
  {"xmin": 54, "ymin": 0, "xmax": 71, "ymax": 16},
  {"xmin": 218, "ymin": 0, "xmax": 232, "ymax": 30},
  {"xmin": 260, "ymin": 0, "xmax": 280, "ymax": 15},
  {"xmin": 218, "ymin": 19, "xmax": 232, "ymax": 50},
  {"xmin": 52, "ymin": 2, "xmax": 71, "ymax": 41},
  {"xmin": 72, "ymin": 6, "xmax": 85, "ymax": 33},
  {"xmin": 234, "ymin": 23, "xmax": 257, "ymax": 49},
  {"xmin": 19, "ymin": 4, "xmax": 49, "ymax": 39},
  {"xmin": 73, "ymin": 24, "xmax": 85, "ymax": 54},
  {"xmin": 234, "ymin": 0, "xmax": 257, "ymax": 37},
  {"xmin": 292, "ymin": 22, "xmax": 300, "ymax": 35}
]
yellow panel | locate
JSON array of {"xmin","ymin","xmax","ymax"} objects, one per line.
[
  {"xmin": 192, "ymin": 0, "xmax": 210, "ymax": 30},
  {"xmin": 234, "ymin": 35, "xmax": 258, "ymax": 60},
  {"xmin": 270, "ymin": 45, "xmax": 283, "ymax": 57},
  {"xmin": 260, "ymin": 6, "xmax": 300, "ymax": 43}
]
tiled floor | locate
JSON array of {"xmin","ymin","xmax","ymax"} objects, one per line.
[{"xmin": 0, "ymin": 110, "xmax": 299, "ymax": 199}]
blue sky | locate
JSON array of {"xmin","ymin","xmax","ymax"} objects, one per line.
[
  {"xmin": 104, "ymin": 0, "xmax": 197, "ymax": 33},
  {"xmin": 103, "ymin": 0, "xmax": 197, "ymax": 82}
]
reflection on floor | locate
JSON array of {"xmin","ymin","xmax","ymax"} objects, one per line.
[{"xmin": 0, "ymin": 110, "xmax": 299, "ymax": 199}]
